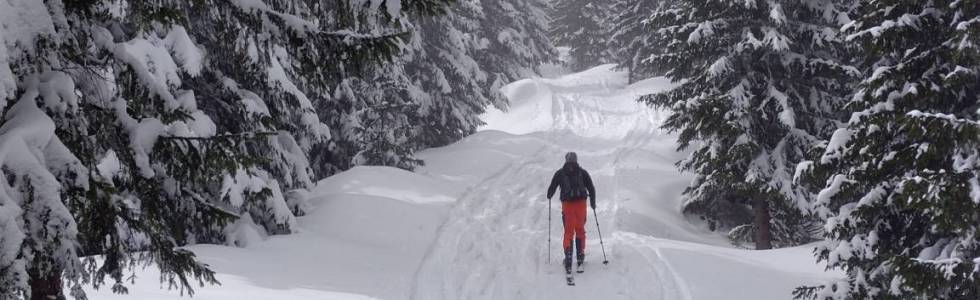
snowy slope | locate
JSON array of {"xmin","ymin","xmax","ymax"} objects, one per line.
[{"xmin": 85, "ymin": 65, "xmax": 837, "ymax": 300}]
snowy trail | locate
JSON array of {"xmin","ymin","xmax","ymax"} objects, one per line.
[
  {"xmin": 85, "ymin": 65, "xmax": 837, "ymax": 300},
  {"xmin": 411, "ymin": 66, "xmax": 692, "ymax": 299}
]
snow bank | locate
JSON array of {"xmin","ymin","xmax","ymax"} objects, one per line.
[
  {"xmin": 83, "ymin": 267, "xmax": 382, "ymax": 300},
  {"xmin": 416, "ymin": 130, "xmax": 553, "ymax": 185},
  {"xmin": 481, "ymin": 64, "xmax": 674, "ymax": 139},
  {"xmin": 480, "ymin": 78, "xmax": 556, "ymax": 135},
  {"xmin": 87, "ymin": 180, "xmax": 447, "ymax": 300},
  {"xmin": 203, "ymin": 190, "xmax": 444, "ymax": 299},
  {"xmin": 312, "ymin": 166, "xmax": 461, "ymax": 204}
]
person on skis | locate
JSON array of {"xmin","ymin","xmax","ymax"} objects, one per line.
[{"xmin": 547, "ymin": 152, "xmax": 596, "ymax": 275}]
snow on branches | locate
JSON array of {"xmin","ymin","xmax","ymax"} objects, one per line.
[
  {"xmin": 641, "ymin": 0, "xmax": 853, "ymax": 249},
  {"xmin": 798, "ymin": 0, "xmax": 980, "ymax": 299}
]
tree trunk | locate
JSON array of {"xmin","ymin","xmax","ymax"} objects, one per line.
[
  {"xmin": 753, "ymin": 197, "xmax": 773, "ymax": 250},
  {"xmin": 29, "ymin": 266, "xmax": 65, "ymax": 300}
]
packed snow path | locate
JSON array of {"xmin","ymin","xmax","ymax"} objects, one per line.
[
  {"xmin": 411, "ymin": 66, "xmax": 703, "ymax": 299},
  {"xmin": 85, "ymin": 65, "xmax": 836, "ymax": 300}
]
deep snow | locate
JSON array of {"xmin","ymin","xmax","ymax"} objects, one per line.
[{"xmin": 85, "ymin": 65, "xmax": 837, "ymax": 299}]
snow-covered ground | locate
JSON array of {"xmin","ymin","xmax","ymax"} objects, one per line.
[{"xmin": 86, "ymin": 65, "xmax": 837, "ymax": 299}]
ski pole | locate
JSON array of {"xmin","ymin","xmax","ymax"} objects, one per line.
[
  {"xmin": 548, "ymin": 197, "xmax": 552, "ymax": 264},
  {"xmin": 593, "ymin": 207, "xmax": 609, "ymax": 264}
]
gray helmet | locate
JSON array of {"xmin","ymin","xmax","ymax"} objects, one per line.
[{"xmin": 565, "ymin": 152, "xmax": 578, "ymax": 163}]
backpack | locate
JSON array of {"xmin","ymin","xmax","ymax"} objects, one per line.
[{"xmin": 561, "ymin": 166, "xmax": 589, "ymax": 200}]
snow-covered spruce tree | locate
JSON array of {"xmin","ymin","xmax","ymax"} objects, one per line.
[
  {"xmin": 187, "ymin": 0, "xmax": 435, "ymax": 230},
  {"xmin": 0, "ymin": 6, "xmax": 230, "ymax": 299},
  {"xmin": 641, "ymin": 0, "xmax": 855, "ymax": 249},
  {"xmin": 478, "ymin": 0, "xmax": 555, "ymax": 97},
  {"xmin": 0, "ymin": 0, "xmax": 452, "ymax": 299},
  {"xmin": 608, "ymin": 0, "xmax": 665, "ymax": 82},
  {"xmin": 6, "ymin": 3, "xmax": 286, "ymax": 299},
  {"xmin": 408, "ymin": 0, "xmax": 555, "ymax": 148},
  {"xmin": 548, "ymin": 0, "xmax": 613, "ymax": 71},
  {"xmin": 63, "ymin": 0, "xmax": 407, "ymax": 296},
  {"xmin": 328, "ymin": 63, "xmax": 426, "ymax": 171},
  {"xmin": 307, "ymin": 0, "xmax": 458, "ymax": 175},
  {"xmin": 393, "ymin": 0, "xmax": 488, "ymax": 151},
  {"xmin": 320, "ymin": 0, "xmax": 556, "ymax": 162},
  {"xmin": 796, "ymin": 1, "xmax": 980, "ymax": 299}
]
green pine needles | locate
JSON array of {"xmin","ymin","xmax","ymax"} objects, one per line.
[{"xmin": 796, "ymin": 0, "xmax": 980, "ymax": 299}]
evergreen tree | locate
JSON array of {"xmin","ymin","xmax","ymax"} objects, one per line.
[
  {"xmin": 797, "ymin": 0, "xmax": 980, "ymax": 298},
  {"xmin": 608, "ymin": 0, "xmax": 666, "ymax": 82},
  {"xmin": 479, "ymin": 0, "xmax": 556, "ymax": 96},
  {"xmin": 409, "ymin": 0, "xmax": 554, "ymax": 147},
  {"xmin": 328, "ymin": 63, "xmax": 426, "ymax": 171},
  {"xmin": 1, "ymin": 0, "xmax": 548, "ymax": 297},
  {"xmin": 391, "ymin": 0, "xmax": 489, "ymax": 150},
  {"xmin": 310, "ymin": 0, "xmax": 475, "ymax": 173},
  {"xmin": 313, "ymin": 0, "xmax": 557, "ymax": 166},
  {"xmin": 549, "ymin": 0, "xmax": 613, "ymax": 71},
  {"xmin": 642, "ymin": 0, "xmax": 855, "ymax": 249},
  {"xmin": 0, "ymin": 0, "xmax": 451, "ymax": 299}
]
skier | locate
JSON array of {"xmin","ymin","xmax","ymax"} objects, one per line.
[{"xmin": 547, "ymin": 152, "xmax": 596, "ymax": 282}]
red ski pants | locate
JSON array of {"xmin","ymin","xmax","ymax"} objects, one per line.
[{"xmin": 561, "ymin": 199, "xmax": 587, "ymax": 255}]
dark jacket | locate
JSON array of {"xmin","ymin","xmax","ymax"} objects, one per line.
[{"xmin": 547, "ymin": 162, "xmax": 596, "ymax": 205}]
